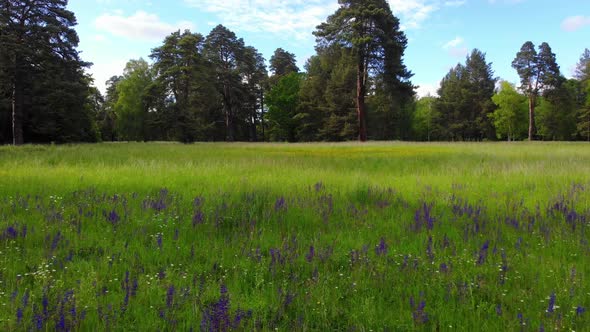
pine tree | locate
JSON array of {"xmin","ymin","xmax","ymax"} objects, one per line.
[
  {"xmin": 314, "ymin": 0, "xmax": 413, "ymax": 141},
  {"xmin": 512, "ymin": 41, "xmax": 560, "ymax": 140},
  {"xmin": 0, "ymin": 0, "xmax": 92, "ymax": 144}
]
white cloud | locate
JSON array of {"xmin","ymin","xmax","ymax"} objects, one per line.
[
  {"xmin": 488, "ymin": 0, "xmax": 525, "ymax": 4},
  {"xmin": 416, "ymin": 83, "xmax": 439, "ymax": 97},
  {"xmin": 561, "ymin": 16, "xmax": 590, "ymax": 32},
  {"xmin": 184, "ymin": 0, "xmax": 464, "ymax": 40},
  {"xmin": 444, "ymin": 0, "xmax": 466, "ymax": 6},
  {"xmin": 443, "ymin": 36, "xmax": 464, "ymax": 49},
  {"xmin": 442, "ymin": 36, "xmax": 468, "ymax": 58},
  {"xmin": 87, "ymin": 59, "xmax": 129, "ymax": 94},
  {"xmin": 184, "ymin": 0, "xmax": 339, "ymax": 40},
  {"xmin": 94, "ymin": 11, "xmax": 194, "ymax": 41}
]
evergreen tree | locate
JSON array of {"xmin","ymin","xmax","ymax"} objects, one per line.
[
  {"xmin": 203, "ymin": 25, "xmax": 245, "ymax": 142},
  {"xmin": 314, "ymin": 0, "xmax": 413, "ymax": 141},
  {"xmin": 269, "ymin": 48, "xmax": 299, "ymax": 80},
  {"xmin": 0, "ymin": 0, "xmax": 94, "ymax": 144},
  {"xmin": 512, "ymin": 41, "xmax": 560, "ymax": 140}
]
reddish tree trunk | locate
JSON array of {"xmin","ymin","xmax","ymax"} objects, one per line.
[{"xmin": 528, "ymin": 94, "xmax": 535, "ymax": 141}]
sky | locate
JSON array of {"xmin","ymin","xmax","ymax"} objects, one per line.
[{"xmin": 67, "ymin": 0, "xmax": 590, "ymax": 97}]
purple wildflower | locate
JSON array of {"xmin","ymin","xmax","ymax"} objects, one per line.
[
  {"xmin": 107, "ymin": 210, "xmax": 120, "ymax": 224},
  {"xmin": 157, "ymin": 234, "xmax": 163, "ymax": 249},
  {"xmin": 375, "ymin": 237, "xmax": 388, "ymax": 256},
  {"xmin": 274, "ymin": 197, "xmax": 286, "ymax": 212},
  {"xmin": 35, "ymin": 314, "xmax": 43, "ymax": 330},
  {"xmin": 410, "ymin": 298, "xmax": 428, "ymax": 324},
  {"xmin": 477, "ymin": 240, "xmax": 490, "ymax": 265},
  {"xmin": 547, "ymin": 293, "xmax": 556, "ymax": 313},
  {"xmin": 166, "ymin": 285, "xmax": 175, "ymax": 308},
  {"xmin": 496, "ymin": 304, "xmax": 502, "ymax": 316},
  {"xmin": 305, "ymin": 246, "xmax": 315, "ymax": 263},
  {"xmin": 16, "ymin": 307, "xmax": 23, "ymax": 323},
  {"xmin": 192, "ymin": 211, "xmax": 204, "ymax": 226},
  {"xmin": 6, "ymin": 226, "xmax": 18, "ymax": 239},
  {"xmin": 576, "ymin": 306, "xmax": 586, "ymax": 316}
]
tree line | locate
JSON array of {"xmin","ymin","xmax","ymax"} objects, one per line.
[{"xmin": 1, "ymin": 0, "xmax": 589, "ymax": 145}]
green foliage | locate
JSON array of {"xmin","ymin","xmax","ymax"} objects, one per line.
[
  {"xmin": 434, "ymin": 50, "xmax": 497, "ymax": 141},
  {"xmin": 512, "ymin": 41, "xmax": 561, "ymax": 140},
  {"xmin": 115, "ymin": 59, "xmax": 153, "ymax": 141},
  {"xmin": 0, "ymin": 0, "xmax": 97, "ymax": 144},
  {"xmin": 314, "ymin": 0, "xmax": 413, "ymax": 141},
  {"xmin": 265, "ymin": 73, "xmax": 304, "ymax": 141},
  {"xmin": 412, "ymin": 96, "xmax": 438, "ymax": 141},
  {"xmin": 536, "ymin": 78, "xmax": 578, "ymax": 141},
  {"xmin": 269, "ymin": 48, "xmax": 299, "ymax": 83},
  {"xmin": 490, "ymin": 81, "xmax": 528, "ymax": 141}
]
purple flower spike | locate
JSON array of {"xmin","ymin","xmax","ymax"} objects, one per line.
[
  {"xmin": 375, "ymin": 237, "xmax": 388, "ymax": 256},
  {"xmin": 547, "ymin": 293, "xmax": 556, "ymax": 313}
]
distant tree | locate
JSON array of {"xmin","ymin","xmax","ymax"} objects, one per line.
[
  {"xmin": 412, "ymin": 96, "xmax": 437, "ymax": 141},
  {"xmin": 239, "ymin": 46, "xmax": 267, "ymax": 141},
  {"xmin": 433, "ymin": 50, "xmax": 496, "ymax": 141},
  {"xmin": 99, "ymin": 76, "xmax": 122, "ymax": 141},
  {"xmin": 536, "ymin": 78, "xmax": 578, "ymax": 141},
  {"xmin": 578, "ymin": 88, "xmax": 590, "ymax": 141},
  {"xmin": 269, "ymin": 48, "xmax": 299, "ymax": 79},
  {"xmin": 512, "ymin": 41, "xmax": 561, "ymax": 140},
  {"xmin": 574, "ymin": 48, "xmax": 590, "ymax": 82},
  {"xmin": 115, "ymin": 59, "xmax": 153, "ymax": 141},
  {"xmin": 265, "ymin": 72, "xmax": 304, "ymax": 141},
  {"xmin": 150, "ymin": 30, "xmax": 219, "ymax": 142},
  {"xmin": 204, "ymin": 25, "xmax": 246, "ymax": 141},
  {"xmin": 490, "ymin": 81, "xmax": 528, "ymax": 141},
  {"xmin": 314, "ymin": 0, "xmax": 413, "ymax": 141}
]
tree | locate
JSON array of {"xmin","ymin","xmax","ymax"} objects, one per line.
[
  {"xmin": 433, "ymin": 50, "xmax": 496, "ymax": 141},
  {"xmin": 314, "ymin": 0, "xmax": 413, "ymax": 142},
  {"xmin": 269, "ymin": 48, "xmax": 299, "ymax": 79},
  {"xmin": 115, "ymin": 59, "xmax": 153, "ymax": 141},
  {"xmin": 0, "ymin": 0, "xmax": 91, "ymax": 145},
  {"xmin": 574, "ymin": 48, "xmax": 590, "ymax": 82},
  {"xmin": 490, "ymin": 81, "xmax": 528, "ymax": 141},
  {"xmin": 512, "ymin": 41, "xmax": 560, "ymax": 140},
  {"xmin": 150, "ymin": 30, "xmax": 219, "ymax": 142},
  {"xmin": 536, "ymin": 78, "xmax": 578, "ymax": 141},
  {"xmin": 204, "ymin": 25, "xmax": 247, "ymax": 142},
  {"xmin": 98, "ymin": 76, "xmax": 122, "ymax": 141},
  {"xmin": 412, "ymin": 96, "xmax": 437, "ymax": 141},
  {"xmin": 265, "ymin": 72, "xmax": 304, "ymax": 141},
  {"xmin": 239, "ymin": 46, "xmax": 267, "ymax": 142}
]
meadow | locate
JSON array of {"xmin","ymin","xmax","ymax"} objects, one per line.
[{"xmin": 0, "ymin": 142, "xmax": 589, "ymax": 331}]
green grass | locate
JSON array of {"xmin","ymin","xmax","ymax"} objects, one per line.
[{"xmin": 0, "ymin": 142, "xmax": 589, "ymax": 330}]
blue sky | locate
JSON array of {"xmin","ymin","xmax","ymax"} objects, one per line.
[{"xmin": 68, "ymin": 0, "xmax": 590, "ymax": 97}]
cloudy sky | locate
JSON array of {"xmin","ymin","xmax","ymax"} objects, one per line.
[{"xmin": 68, "ymin": 0, "xmax": 590, "ymax": 96}]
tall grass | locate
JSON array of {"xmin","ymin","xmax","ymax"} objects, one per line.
[{"xmin": 0, "ymin": 142, "xmax": 589, "ymax": 330}]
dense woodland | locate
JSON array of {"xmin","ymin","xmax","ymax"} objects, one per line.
[{"xmin": 1, "ymin": 1, "xmax": 589, "ymax": 145}]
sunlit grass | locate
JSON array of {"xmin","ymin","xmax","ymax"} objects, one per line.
[{"xmin": 0, "ymin": 142, "xmax": 589, "ymax": 330}]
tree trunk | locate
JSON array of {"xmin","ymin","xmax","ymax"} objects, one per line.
[
  {"xmin": 260, "ymin": 90, "xmax": 265, "ymax": 142},
  {"xmin": 356, "ymin": 58, "xmax": 367, "ymax": 142},
  {"xmin": 528, "ymin": 94, "xmax": 535, "ymax": 141},
  {"xmin": 12, "ymin": 56, "xmax": 24, "ymax": 146},
  {"xmin": 223, "ymin": 83, "xmax": 234, "ymax": 142}
]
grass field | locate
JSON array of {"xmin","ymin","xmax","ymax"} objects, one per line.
[{"xmin": 1, "ymin": 142, "xmax": 590, "ymax": 330}]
